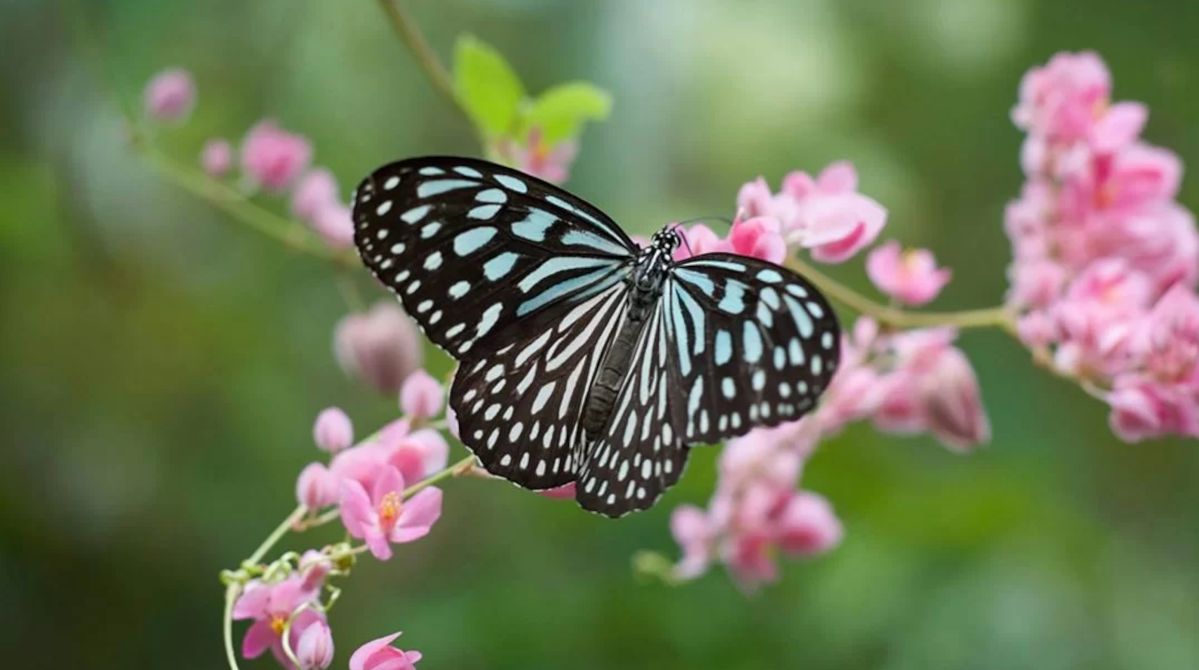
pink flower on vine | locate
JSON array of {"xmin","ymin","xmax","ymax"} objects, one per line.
[
  {"xmin": 201, "ymin": 139, "xmax": 233, "ymax": 177},
  {"xmin": 866, "ymin": 241, "xmax": 952, "ymax": 306},
  {"xmin": 350, "ymin": 632, "xmax": 422, "ymax": 670},
  {"xmin": 295, "ymin": 619, "xmax": 334, "ymax": 670},
  {"xmin": 400, "ymin": 371, "xmax": 444, "ymax": 420},
  {"xmin": 339, "ymin": 465, "xmax": 443, "ymax": 560},
  {"xmin": 240, "ymin": 120, "xmax": 313, "ymax": 192},
  {"xmin": 498, "ymin": 127, "xmax": 577, "ymax": 184},
  {"xmin": 334, "ymin": 302, "xmax": 423, "ymax": 395},
  {"xmin": 233, "ymin": 575, "xmax": 325, "ymax": 666},
  {"xmin": 143, "ymin": 68, "xmax": 195, "ymax": 123}
]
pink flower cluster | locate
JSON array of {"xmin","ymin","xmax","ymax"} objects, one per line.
[
  {"xmin": 734, "ymin": 162, "xmax": 888, "ymax": 263},
  {"xmin": 140, "ymin": 69, "xmax": 356, "ymax": 250},
  {"xmin": 237, "ymin": 390, "xmax": 447, "ymax": 669},
  {"xmin": 296, "ymin": 402, "xmax": 448, "ymax": 562},
  {"xmin": 1005, "ymin": 52, "xmax": 1199, "ymax": 441}
]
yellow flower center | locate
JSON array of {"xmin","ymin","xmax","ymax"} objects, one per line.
[
  {"xmin": 378, "ymin": 491, "xmax": 402, "ymax": 529},
  {"xmin": 269, "ymin": 614, "xmax": 288, "ymax": 636}
]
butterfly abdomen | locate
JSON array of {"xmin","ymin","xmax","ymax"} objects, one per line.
[{"xmin": 582, "ymin": 315, "xmax": 647, "ymax": 437}]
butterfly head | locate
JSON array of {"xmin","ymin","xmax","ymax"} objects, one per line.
[{"xmin": 650, "ymin": 226, "xmax": 682, "ymax": 255}]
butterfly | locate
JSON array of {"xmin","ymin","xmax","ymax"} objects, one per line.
[{"xmin": 351, "ymin": 156, "xmax": 840, "ymax": 517}]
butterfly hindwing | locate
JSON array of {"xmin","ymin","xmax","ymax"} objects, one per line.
[
  {"xmin": 450, "ymin": 282, "xmax": 629, "ymax": 490},
  {"xmin": 352, "ymin": 156, "xmax": 636, "ymax": 360},
  {"xmin": 574, "ymin": 302, "xmax": 690, "ymax": 516},
  {"xmin": 665, "ymin": 253, "xmax": 841, "ymax": 444}
]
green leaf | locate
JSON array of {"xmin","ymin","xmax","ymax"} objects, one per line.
[
  {"xmin": 523, "ymin": 81, "xmax": 613, "ymax": 144},
  {"xmin": 453, "ymin": 35, "xmax": 526, "ymax": 137}
]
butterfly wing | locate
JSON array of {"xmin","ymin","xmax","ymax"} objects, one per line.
[
  {"xmin": 351, "ymin": 156, "xmax": 640, "ymax": 490},
  {"xmin": 573, "ymin": 301, "xmax": 690, "ymax": 517},
  {"xmin": 352, "ymin": 156, "xmax": 637, "ymax": 359},
  {"xmin": 665, "ymin": 254, "xmax": 841, "ymax": 444},
  {"xmin": 450, "ymin": 280, "xmax": 630, "ymax": 490}
]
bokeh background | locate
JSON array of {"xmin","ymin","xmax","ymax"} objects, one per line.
[{"xmin": 3, "ymin": 1, "xmax": 1198, "ymax": 668}]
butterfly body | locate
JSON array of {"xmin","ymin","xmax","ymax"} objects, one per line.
[
  {"xmin": 352, "ymin": 156, "xmax": 840, "ymax": 517},
  {"xmin": 582, "ymin": 229, "xmax": 681, "ymax": 437}
]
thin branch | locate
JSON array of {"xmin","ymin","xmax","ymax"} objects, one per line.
[
  {"xmin": 132, "ymin": 137, "xmax": 357, "ymax": 265},
  {"xmin": 376, "ymin": 0, "xmax": 463, "ymax": 120},
  {"xmin": 786, "ymin": 256, "xmax": 1017, "ymax": 334}
]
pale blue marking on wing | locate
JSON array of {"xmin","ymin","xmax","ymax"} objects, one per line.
[
  {"xmin": 561, "ymin": 229, "xmax": 632, "ymax": 257},
  {"xmin": 511, "ymin": 209, "xmax": 557, "ymax": 242},
  {"xmin": 686, "ymin": 259, "xmax": 748, "ymax": 273},
  {"xmin": 453, "ymin": 227, "xmax": 497, "ymax": 256},
  {"xmin": 668, "ymin": 284, "xmax": 692, "ymax": 377},
  {"xmin": 717, "ymin": 281, "xmax": 746, "ymax": 314},
  {"xmin": 742, "ymin": 321, "xmax": 763, "ymax": 363},
  {"xmin": 673, "ymin": 269, "xmax": 717, "ymax": 297},
  {"xmin": 714, "ymin": 329, "xmax": 732, "ymax": 365},
  {"xmin": 484, "ymin": 252, "xmax": 521, "ymax": 281},
  {"xmin": 417, "ymin": 179, "xmax": 475, "ymax": 198},
  {"xmin": 516, "ymin": 265, "xmax": 622, "ymax": 316},
  {"xmin": 783, "ymin": 295, "xmax": 814, "ymax": 337},
  {"xmin": 517, "ymin": 256, "xmax": 615, "ymax": 293},
  {"xmin": 495, "ymin": 174, "xmax": 528, "ymax": 193},
  {"xmin": 674, "ymin": 284, "xmax": 705, "ymax": 355}
]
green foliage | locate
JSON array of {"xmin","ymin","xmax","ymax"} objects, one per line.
[
  {"xmin": 453, "ymin": 35, "xmax": 611, "ymax": 146},
  {"xmin": 454, "ymin": 35, "xmax": 526, "ymax": 137},
  {"xmin": 522, "ymin": 81, "xmax": 612, "ymax": 144}
]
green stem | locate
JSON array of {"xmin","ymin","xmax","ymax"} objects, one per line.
[
  {"xmin": 222, "ymin": 583, "xmax": 242, "ymax": 670},
  {"xmin": 248, "ymin": 505, "xmax": 308, "ymax": 566},
  {"xmin": 404, "ymin": 455, "xmax": 476, "ymax": 497},
  {"xmin": 376, "ymin": 0, "xmax": 462, "ymax": 119},
  {"xmin": 787, "ymin": 256, "xmax": 1017, "ymax": 334},
  {"xmin": 133, "ymin": 138, "xmax": 356, "ymax": 265}
]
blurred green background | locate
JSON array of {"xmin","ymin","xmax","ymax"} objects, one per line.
[{"xmin": 3, "ymin": 1, "xmax": 1198, "ymax": 668}]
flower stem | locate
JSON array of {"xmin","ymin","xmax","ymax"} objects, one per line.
[
  {"xmin": 376, "ymin": 0, "xmax": 461, "ymax": 119},
  {"xmin": 131, "ymin": 136, "xmax": 356, "ymax": 266},
  {"xmin": 404, "ymin": 455, "xmax": 477, "ymax": 497},
  {"xmin": 248, "ymin": 505, "xmax": 308, "ymax": 565},
  {"xmin": 787, "ymin": 256, "xmax": 1017, "ymax": 334},
  {"xmin": 222, "ymin": 583, "xmax": 242, "ymax": 670}
]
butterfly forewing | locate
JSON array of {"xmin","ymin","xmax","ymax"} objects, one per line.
[
  {"xmin": 665, "ymin": 254, "xmax": 840, "ymax": 444},
  {"xmin": 352, "ymin": 157, "xmax": 636, "ymax": 359}
]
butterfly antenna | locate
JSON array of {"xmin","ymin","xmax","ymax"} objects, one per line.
[
  {"xmin": 669, "ymin": 223, "xmax": 695, "ymax": 257},
  {"xmin": 675, "ymin": 215, "xmax": 734, "ymax": 229}
]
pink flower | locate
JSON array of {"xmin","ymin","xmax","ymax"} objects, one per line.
[
  {"xmin": 296, "ymin": 462, "xmax": 339, "ymax": 509},
  {"xmin": 918, "ymin": 347, "xmax": 991, "ymax": 451},
  {"xmin": 670, "ymin": 505, "xmax": 715, "ymax": 579},
  {"xmin": 1134, "ymin": 284, "xmax": 1199, "ymax": 385},
  {"xmin": 339, "ymin": 465, "xmax": 443, "ymax": 560},
  {"xmin": 200, "ymin": 139, "xmax": 233, "ymax": 177},
  {"xmin": 399, "ymin": 371, "xmax": 444, "ymax": 420},
  {"xmin": 1107, "ymin": 377, "xmax": 1199, "ymax": 442},
  {"xmin": 295, "ymin": 619, "xmax": 334, "ymax": 670},
  {"xmin": 241, "ymin": 120, "xmax": 312, "ymax": 192},
  {"xmin": 143, "ymin": 68, "xmax": 195, "ymax": 123},
  {"xmin": 310, "ymin": 202, "xmax": 354, "ymax": 250},
  {"xmin": 334, "ymin": 302, "xmax": 423, "ymax": 395},
  {"xmin": 865, "ymin": 241, "xmax": 952, "ymax": 305},
  {"xmin": 498, "ymin": 127, "xmax": 577, "ymax": 184},
  {"xmin": 775, "ymin": 491, "xmax": 843, "ymax": 556},
  {"xmin": 727, "ymin": 216, "xmax": 786, "ymax": 263},
  {"xmin": 674, "ymin": 223, "xmax": 730, "ymax": 260},
  {"xmin": 292, "ymin": 168, "xmax": 341, "ymax": 221},
  {"xmin": 1090, "ymin": 102, "xmax": 1148, "ymax": 154},
  {"xmin": 736, "ymin": 177, "xmax": 775, "ymax": 218},
  {"xmin": 1012, "ymin": 51, "xmax": 1110, "ymax": 142},
  {"xmin": 349, "ymin": 632, "xmax": 422, "ymax": 670},
  {"xmin": 233, "ymin": 575, "xmax": 324, "ymax": 665},
  {"xmin": 313, "ymin": 407, "xmax": 353, "ymax": 453},
  {"xmin": 785, "ymin": 163, "xmax": 887, "ymax": 263}
]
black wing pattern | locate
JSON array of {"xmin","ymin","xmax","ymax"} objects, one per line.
[
  {"xmin": 352, "ymin": 156, "xmax": 636, "ymax": 359},
  {"xmin": 665, "ymin": 254, "xmax": 840, "ymax": 444},
  {"xmin": 574, "ymin": 300, "xmax": 690, "ymax": 515},
  {"xmin": 351, "ymin": 157, "xmax": 637, "ymax": 492}
]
